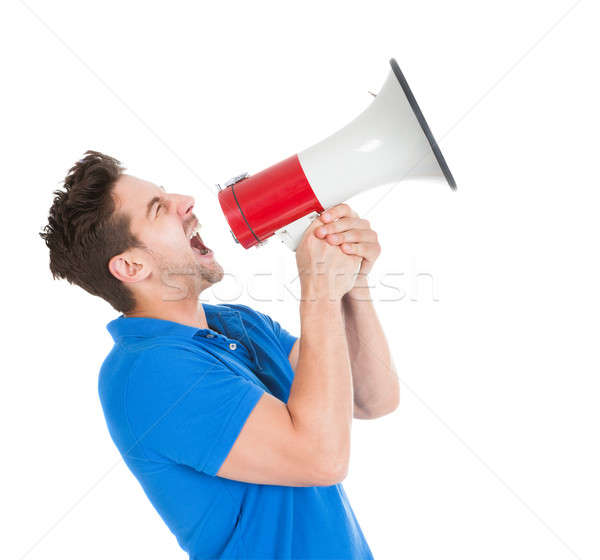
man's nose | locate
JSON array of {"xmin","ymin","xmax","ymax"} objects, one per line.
[{"xmin": 176, "ymin": 195, "xmax": 195, "ymax": 219}]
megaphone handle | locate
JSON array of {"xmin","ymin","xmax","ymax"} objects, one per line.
[{"xmin": 274, "ymin": 211, "xmax": 321, "ymax": 252}]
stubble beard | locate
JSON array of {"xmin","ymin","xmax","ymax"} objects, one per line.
[{"xmin": 158, "ymin": 251, "xmax": 224, "ymax": 302}]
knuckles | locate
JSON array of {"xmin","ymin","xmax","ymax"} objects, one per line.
[{"xmin": 327, "ymin": 202, "xmax": 357, "ymax": 219}]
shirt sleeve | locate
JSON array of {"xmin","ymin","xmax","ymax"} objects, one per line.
[
  {"xmin": 125, "ymin": 346, "xmax": 264, "ymax": 476},
  {"xmin": 263, "ymin": 313, "xmax": 298, "ymax": 358}
]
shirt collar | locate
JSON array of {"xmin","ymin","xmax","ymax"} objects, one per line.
[{"xmin": 106, "ymin": 303, "xmax": 238, "ymax": 342}]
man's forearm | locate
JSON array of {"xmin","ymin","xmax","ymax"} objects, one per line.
[
  {"xmin": 286, "ymin": 297, "xmax": 353, "ymax": 479},
  {"xmin": 342, "ymin": 282, "xmax": 400, "ymax": 418}
]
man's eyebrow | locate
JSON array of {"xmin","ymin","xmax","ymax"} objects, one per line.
[
  {"xmin": 146, "ymin": 196, "xmax": 161, "ymax": 218},
  {"xmin": 158, "ymin": 185, "xmax": 166, "ymax": 192}
]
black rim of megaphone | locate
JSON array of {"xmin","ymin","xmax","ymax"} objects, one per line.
[{"xmin": 389, "ymin": 58, "xmax": 456, "ymax": 190}]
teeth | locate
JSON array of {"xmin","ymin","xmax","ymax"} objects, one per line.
[{"xmin": 189, "ymin": 223, "xmax": 202, "ymax": 239}]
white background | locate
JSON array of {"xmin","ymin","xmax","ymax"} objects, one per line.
[{"xmin": 1, "ymin": 0, "xmax": 599, "ymax": 558}]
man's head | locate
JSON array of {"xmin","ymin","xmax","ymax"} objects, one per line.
[{"xmin": 40, "ymin": 151, "xmax": 223, "ymax": 313}]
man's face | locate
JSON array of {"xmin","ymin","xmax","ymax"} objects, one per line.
[{"xmin": 112, "ymin": 174, "xmax": 224, "ymax": 301}]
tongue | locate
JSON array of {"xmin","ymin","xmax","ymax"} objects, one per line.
[{"xmin": 190, "ymin": 234, "xmax": 209, "ymax": 253}]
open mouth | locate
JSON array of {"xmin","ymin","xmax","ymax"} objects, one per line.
[{"xmin": 188, "ymin": 223, "xmax": 213, "ymax": 257}]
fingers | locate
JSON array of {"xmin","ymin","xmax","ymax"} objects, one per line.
[
  {"xmin": 319, "ymin": 203, "xmax": 358, "ymax": 224},
  {"xmin": 341, "ymin": 241, "xmax": 381, "ymax": 260},
  {"xmin": 315, "ymin": 217, "xmax": 371, "ymax": 239},
  {"xmin": 320, "ymin": 227, "xmax": 377, "ymax": 245},
  {"xmin": 312, "ymin": 204, "xmax": 381, "ymax": 270}
]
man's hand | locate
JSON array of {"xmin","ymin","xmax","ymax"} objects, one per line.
[
  {"xmin": 296, "ymin": 215, "xmax": 363, "ymax": 302},
  {"xmin": 314, "ymin": 203, "xmax": 381, "ymax": 282}
]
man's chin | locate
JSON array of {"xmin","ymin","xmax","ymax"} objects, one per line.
[
  {"xmin": 190, "ymin": 252, "xmax": 224, "ymax": 286},
  {"xmin": 200, "ymin": 260, "xmax": 225, "ymax": 285},
  {"xmin": 157, "ymin": 257, "xmax": 224, "ymax": 302}
]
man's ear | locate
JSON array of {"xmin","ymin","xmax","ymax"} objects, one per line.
[{"xmin": 108, "ymin": 249, "xmax": 151, "ymax": 284}]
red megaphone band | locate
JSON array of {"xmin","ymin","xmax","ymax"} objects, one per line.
[{"xmin": 218, "ymin": 154, "xmax": 324, "ymax": 248}]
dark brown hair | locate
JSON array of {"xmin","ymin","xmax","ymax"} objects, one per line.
[{"xmin": 40, "ymin": 151, "xmax": 142, "ymax": 313}]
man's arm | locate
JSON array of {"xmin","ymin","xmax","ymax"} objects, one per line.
[
  {"xmin": 288, "ymin": 203, "xmax": 399, "ymax": 420},
  {"xmin": 341, "ymin": 281, "xmax": 399, "ymax": 419},
  {"xmin": 217, "ymin": 217, "xmax": 361, "ymax": 486},
  {"xmin": 288, "ymin": 287, "xmax": 398, "ymax": 420}
]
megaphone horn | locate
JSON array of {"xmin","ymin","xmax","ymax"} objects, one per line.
[{"xmin": 218, "ymin": 58, "xmax": 456, "ymax": 250}]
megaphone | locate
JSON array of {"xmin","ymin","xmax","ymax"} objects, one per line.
[{"xmin": 217, "ymin": 58, "xmax": 456, "ymax": 251}]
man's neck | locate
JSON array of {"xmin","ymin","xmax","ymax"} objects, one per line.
[{"xmin": 125, "ymin": 299, "xmax": 209, "ymax": 330}]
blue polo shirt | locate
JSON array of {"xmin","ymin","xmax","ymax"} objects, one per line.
[{"xmin": 98, "ymin": 303, "xmax": 373, "ymax": 560}]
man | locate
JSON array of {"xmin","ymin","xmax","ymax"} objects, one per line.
[{"xmin": 40, "ymin": 151, "xmax": 399, "ymax": 559}]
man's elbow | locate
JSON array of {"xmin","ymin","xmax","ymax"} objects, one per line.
[
  {"xmin": 359, "ymin": 385, "xmax": 400, "ymax": 419},
  {"xmin": 371, "ymin": 400, "xmax": 399, "ymax": 419},
  {"xmin": 312, "ymin": 453, "xmax": 349, "ymax": 486},
  {"xmin": 383, "ymin": 385, "xmax": 401, "ymax": 415}
]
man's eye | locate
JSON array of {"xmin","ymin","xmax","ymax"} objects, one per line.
[{"xmin": 156, "ymin": 203, "xmax": 163, "ymax": 216}]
